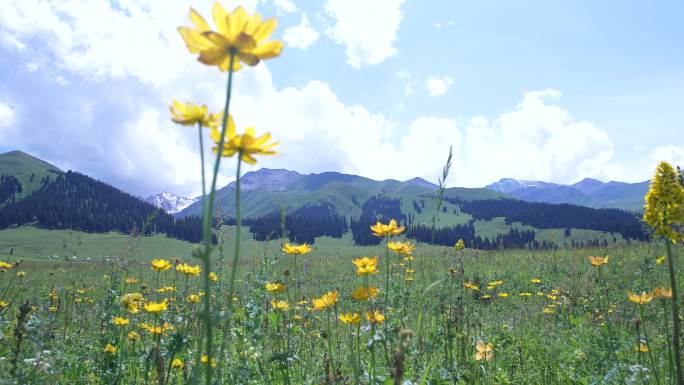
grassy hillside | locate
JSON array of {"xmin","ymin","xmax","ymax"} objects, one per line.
[
  {"xmin": 0, "ymin": 150, "xmax": 63, "ymax": 198},
  {"xmin": 0, "ymin": 226, "xmax": 197, "ymax": 260}
]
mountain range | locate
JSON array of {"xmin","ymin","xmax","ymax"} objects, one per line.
[
  {"xmin": 485, "ymin": 178, "xmax": 648, "ymax": 211},
  {"xmin": 0, "ymin": 150, "xmax": 649, "ymax": 248}
]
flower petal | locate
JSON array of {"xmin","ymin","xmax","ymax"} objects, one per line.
[
  {"xmin": 251, "ymin": 40, "xmax": 284, "ymax": 59},
  {"xmin": 253, "ymin": 18, "xmax": 277, "ymax": 42},
  {"xmin": 178, "ymin": 27, "xmax": 216, "ymax": 53},
  {"xmin": 212, "ymin": 2, "xmax": 230, "ymax": 37},
  {"xmin": 189, "ymin": 8, "xmax": 210, "ymax": 32}
]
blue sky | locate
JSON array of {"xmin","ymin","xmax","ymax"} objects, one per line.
[{"xmin": 0, "ymin": 0, "xmax": 682, "ymax": 197}]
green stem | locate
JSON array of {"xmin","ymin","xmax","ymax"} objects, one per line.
[
  {"xmin": 226, "ymin": 154, "xmax": 243, "ymax": 306},
  {"xmin": 198, "ymin": 122, "xmax": 207, "ymax": 212},
  {"xmin": 665, "ymin": 241, "xmax": 682, "ymax": 385},
  {"xmin": 199, "ymin": 51, "xmax": 236, "ymax": 385}
]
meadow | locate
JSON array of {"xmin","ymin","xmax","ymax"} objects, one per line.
[
  {"xmin": 1, "ymin": 2, "xmax": 683, "ymax": 385},
  {"xmin": 0, "ymin": 227, "xmax": 682, "ymax": 384}
]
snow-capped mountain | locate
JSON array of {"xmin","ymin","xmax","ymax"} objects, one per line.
[{"xmin": 145, "ymin": 192, "xmax": 198, "ymax": 214}]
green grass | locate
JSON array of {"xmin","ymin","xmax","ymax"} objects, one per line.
[
  {"xmin": 0, "ymin": 227, "xmax": 196, "ymax": 260},
  {"xmin": 1, "ymin": 231, "xmax": 681, "ymax": 384}
]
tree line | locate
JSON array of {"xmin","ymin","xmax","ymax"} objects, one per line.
[
  {"xmin": 0, "ymin": 171, "xmax": 209, "ymax": 243},
  {"xmin": 0, "ymin": 174, "xmax": 22, "ymax": 204},
  {"xmin": 451, "ymin": 198, "xmax": 647, "ymax": 241},
  {"xmin": 248, "ymin": 202, "xmax": 347, "ymax": 244}
]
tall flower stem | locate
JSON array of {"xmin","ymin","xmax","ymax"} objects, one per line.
[
  {"xmin": 598, "ymin": 266, "xmax": 626, "ymax": 384},
  {"xmin": 199, "ymin": 51, "xmax": 236, "ymax": 385},
  {"xmin": 226, "ymin": 154, "xmax": 243, "ymax": 306},
  {"xmin": 662, "ymin": 300, "xmax": 674, "ymax": 385},
  {"xmin": 198, "ymin": 122, "xmax": 206, "ymax": 211},
  {"xmin": 665, "ymin": 241, "xmax": 682, "ymax": 385},
  {"xmin": 383, "ymin": 236, "xmax": 390, "ymax": 307}
]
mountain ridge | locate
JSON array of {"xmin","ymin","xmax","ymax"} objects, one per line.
[{"xmin": 485, "ymin": 177, "xmax": 648, "ymax": 211}]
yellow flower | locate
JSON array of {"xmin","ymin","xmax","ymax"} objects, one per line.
[
  {"xmin": 113, "ymin": 317, "xmax": 130, "ymax": 326},
  {"xmin": 543, "ymin": 307, "xmax": 555, "ymax": 314},
  {"xmin": 171, "ymin": 358, "xmax": 184, "ymax": 369},
  {"xmin": 488, "ymin": 280, "xmax": 503, "ymax": 287},
  {"xmin": 177, "ymin": 4, "xmax": 283, "ymax": 72},
  {"xmin": 127, "ymin": 331, "xmax": 139, "ymax": 341},
  {"xmin": 480, "ymin": 294, "xmax": 492, "ymax": 300},
  {"xmin": 150, "ymin": 259, "xmax": 173, "ymax": 272},
  {"xmin": 271, "ymin": 300, "xmax": 290, "ymax": 312},
  {"xmin": 48, "ymin": 306, "xmax": 58, "ymax": 313},
  {"xmin": 265, "ymin": 282, "xmax": 287, "ymax": 293},
  {"xmin": 387, "ymin": 241, "xmax": 415, "ymax": 255},
  {"xmin": 627, "ymin": 291, "xmax": 653, "ymax": 305},
  {"xmin": 104, "ymin": 343, "xmax": 117, "ymax": 355},
  {"xmin": 653, "ymin": 287, "xmax": 673, "ymax": 299},
  {"xmin": 155, "ymin": 286, "xmax": 176, "ymax": 293},
  {"xmin": 519, "ymin": 292, "xmax": 533, "ymax": 297},
  {"xmin": 635, "ymin": 343, "xmax": 649, "ymax": 353},
  {"xmin": 121, "ymin": 293, "xmax": 145, "ymax": 314},
  {"xmin": 339, "ymin": 312, "xmax": 361, "ymax": 325},
  {"xmin": 282, "ymin": 243, "xmax": 312, "ymax": 255},
  {"xmin": 209, "ymin": 272, "xmax": 219, "ymax": 282},
  {"xmin": 643, "ymin": 161, "xmax": 684, "ymax": 242},
  {"xmin": 176, "ymin": 263, "xmax": 202, "ymax": 276},
  {"xmin": 201, "ymin": 354, "xmax": 217, "ymax": 367},
  {"xmin": 370, "ymin": 219, "xmax": 405, "ymax": 237},
  {"xmin": 312, "ymin": 290, "xmax": 338, "ymax": 311},
  {"xmin": 16, "ymin": 271, "xmax": 25, "ymax": 278},
  {"xmin": 498, "ymin": 292, "xmax": 509, "ymax": 298},
  {"xmin": 144, "ymin": 300, "xmax": 168, "ymax": 313},
  {"xmin": 454, "ymin": 239, "xmax": 465, "ymax": 250},
  {"xmin": 546, "ymin": 294, "xmax": 557, "ymax": 301},
  {"xmin": 463, "ymin": 282, "xmax": 479, "ymax": 291},
  {"xmin": 587, "ymin": 256, "xmax": 609, "ymax": 267},
  {"xmin": 0, "ymin": 261, "xmax": 14, "ymax": 270},
  {"xmin": 0, "ymin": 300, "xmax": 9, "ymax": 308},
  {"xmin": 351, "ymin": 256, "xmax": 378, "ymax": 276},
  {"xmin": 351, "ymin": 286, "xmax": 379, "ymax": 301},
  {"xmin": 365, "ymin": 310, "xmax": 385, "ymax": 324},
  {"xmin": 125, "ymin": 277, "xmax": 140, "ymax": 285},
  {"xmin": 186, "ymin": 294, "xmax": 201, "ymax": 303},
  {"xmin": 474, "ymin": 341, "xmax": 493, "ymax": 361},
  {"xmin": 656, "ymin": 256, "xmax": 666, "ymax": 265},
  {"xmin": 530, "ymin": 278, "xmax": 542, "ymax": 284},
  {"xmin": 211, "ymin": 115, "xmax": 278, "ymax": 165},
  {"xmin": 170, "ymin": 101, "xmax": 221, "ymax": 128}
]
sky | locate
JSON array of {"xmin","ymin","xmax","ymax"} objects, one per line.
[{"xmin": 0, "ymin": 0, "xmax": 683, "ymax": 198}]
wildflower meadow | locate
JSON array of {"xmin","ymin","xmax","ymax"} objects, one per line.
[{"xmin": 0, "ymin": 3, "xmax": 683, "ymax": 385}]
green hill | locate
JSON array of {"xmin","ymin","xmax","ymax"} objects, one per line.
[{"xmin": 0, "ymin": 150, "xmax": 63, "ymax": 199}]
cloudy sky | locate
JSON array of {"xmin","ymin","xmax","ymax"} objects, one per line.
[{"xmin": 0, "ymin": 0, "xmax": 683, "ymax": 197}]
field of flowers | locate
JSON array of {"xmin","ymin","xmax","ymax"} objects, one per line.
[
  {"xmin": 1, "ymin": 3, "xmax": 683, "ymax": 385},
  {"xmin": 1, "ymin": 230, "xmax": 683, "ymax": 384}
]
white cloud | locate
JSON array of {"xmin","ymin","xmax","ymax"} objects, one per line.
[
  {"xmin": 273, "ymin": 0, "xmax": 298, "ymax": 13},
  {"xmin": 25, "ymin": 62, "xmax": 39, "ymax": 72},
  {"xmin": 324, "ymin": 0, "xmax": 405, "ymax": 69},
  {"xmin": 283, "ymin": 15, "xmax": 319, "ymax": 49},
  {"xmin": 0, "ymin": 0, "xmax": 257, "ymax": 86},
  {"xmin": 650, "ymin": 145, "xmax": 684, "ymax": 169},
  {"xmin": 426, "ymin": 75, "xmax": 454, "ymax": 97},
  {"xmin": 0, "ymin": 101, "xmax": 15, "ymax": 128},
  {"xmin": 55, "ymin": 75, "xmax": 69, "ymax": 86},
  {"xmin": 432, "ymin": 20, "xmax": 454, "ymax": 29}
]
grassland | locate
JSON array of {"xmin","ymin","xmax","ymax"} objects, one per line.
[{"xmin": 0, "ymin": 222, "xmax": 681, "ymax": 384}]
